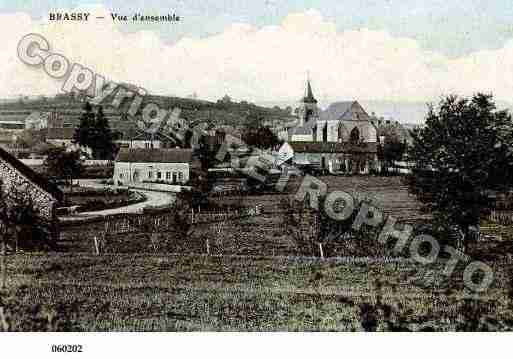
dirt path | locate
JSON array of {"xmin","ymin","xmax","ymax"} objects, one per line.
[{"xmin": 59, "ymin": 179, "xmax": 176, "ymax": 220}]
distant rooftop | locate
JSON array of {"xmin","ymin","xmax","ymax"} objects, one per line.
[{"xmin": 116, "ymin": 148, "xmax": 193, "ymax": 163}]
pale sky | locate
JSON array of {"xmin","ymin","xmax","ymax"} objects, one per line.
[{"xmin": 1, "ymin": 1, "xmax": 513, "ymax": 108}]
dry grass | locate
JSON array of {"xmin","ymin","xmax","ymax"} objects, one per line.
[{"xmin": 2, "ymin": 252, "xmax": 513, "ymax": 331}]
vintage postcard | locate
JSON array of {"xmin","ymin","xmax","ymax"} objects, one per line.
[{"xmin": 0, "ymin": 0, "xmax": 512, "ymax": 354}]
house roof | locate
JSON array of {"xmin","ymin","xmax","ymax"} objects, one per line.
[
  {"xmin": 0, "ymin": 146, "xmax": 63, "ymax": 202},
  {"xmin": 288, "ymin": 141, "xmax": 378, "ymax": 154},
  {"xmin": 116, "ymin": 148, "xmax": 193, "ymax": 163}
]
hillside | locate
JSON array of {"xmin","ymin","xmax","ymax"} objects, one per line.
[{"xmin": 0, "ymin": 93, "xmax": 295, "ymax": 130}]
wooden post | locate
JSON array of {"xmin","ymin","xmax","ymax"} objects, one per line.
[
  {"xmin": 318, "ymin": 242, "xmax": 324, "ymax": 259},
  {"xmin": 93, "ymin": 236, "xmax": 100, "ymax": 256}
]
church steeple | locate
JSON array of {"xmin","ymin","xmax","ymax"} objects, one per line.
[
  {"xmin": 303, "ymin": 77, "xmax": 317, "ymax": 104},
  {"xmin": 296, "ymin": 73, "xmax": 320, "ymax": 128}
]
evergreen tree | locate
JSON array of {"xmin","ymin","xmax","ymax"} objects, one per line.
[
  {"xmin": 73, "ymin": 103, "xmax": 118, "ymax": 159},
  {"xmin": 93, "ymin": 106, "xmax": 118, "ymax": 160},
  {"xmin": 73, "ymin": 102, "xmax": 95, "ymax": 150}
]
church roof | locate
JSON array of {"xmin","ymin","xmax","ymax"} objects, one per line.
[{"xmin": 320, "ymin": 101, "xmax": 357, "ymax": 122}]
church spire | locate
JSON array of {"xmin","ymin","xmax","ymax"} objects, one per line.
[{"xmin": 303, "ymin": 74, "xmax": 317, "ymax": 104}]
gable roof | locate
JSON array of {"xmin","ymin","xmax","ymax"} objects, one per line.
[
  {"xmin": 288, "ymin": 141, "xmax": 378, "ymax": 154},
  {"xmin": 0, "ymin": 146, "xmax": 63, "ymax": 202},
  {"xmin": 116, "ymin": 148, "xmax": 193, "ymax": 164},
  {"xmin": 320, "ymin": 101, "xmax": 355, "ymax": 122}
]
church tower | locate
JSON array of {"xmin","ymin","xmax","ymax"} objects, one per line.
[{"xmin": 297, "ymin": 78, "xmax": 320, "ymax": 127}]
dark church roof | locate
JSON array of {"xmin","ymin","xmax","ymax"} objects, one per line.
[{"xmin": 0, "ymin": 146, "xmax": 63, "ymax": 202}]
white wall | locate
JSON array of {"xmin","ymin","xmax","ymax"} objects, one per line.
[
  {"xmin": 116, "ymin": 140, "xmax": 162, "ymax": 149},
  {"xmin": 114, "ymin": 161, "xmax": 190, "ymax": 183},
  {"xmin": 290, "ymin": 134, "xmax": 313, "ymax": 142}
]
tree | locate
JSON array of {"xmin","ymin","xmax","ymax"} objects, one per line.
[
  {"xmin": 73, "ymin": 102, "xmax": 95, "ymax": 151},
  {"xmin": 242, "ymin": 125, "xmax": 282, "ymax": 150},
  {"xmin": 44, "ymin": 147, "xmax": 83, "ymax": 191},
  {"xmin": 378, "ymin": 138, "xmax": 407, "ymax": 174},
  {"xmin": 406, "ymin": 94, "xmax": 513, "ymax": 248},
  {"xmin": 92, "ymin": 106, "xmax": 118, "ymax": 159},
  {"xmin": 0, "ymin": 183, "xmax": 51, "ymax": 291},
  {"xmin": 73, "ymin": 103, "xmax": 118, "ymax": 159}
]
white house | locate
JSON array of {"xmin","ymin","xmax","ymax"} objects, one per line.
[{"xmin": 113, "ymin": 148, "xmax": 194, "ymax": 184}]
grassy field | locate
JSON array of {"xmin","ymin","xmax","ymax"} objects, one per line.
[
  {"xmin": 2, "ymin": 252, "xmax": 513, "ymax": 331},
  {"xmin": 6, "ymin": 175, "xmax": 511, "ymax": 331}
]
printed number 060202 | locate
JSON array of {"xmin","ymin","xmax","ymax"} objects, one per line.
[{"xmin": 51, "ymin": 345, "xmax": 83, "ymax": 353}]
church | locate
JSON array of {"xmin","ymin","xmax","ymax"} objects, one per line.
[{"xmin": 281, "ymin": 80, "xmax": 379, "ymax": 174}]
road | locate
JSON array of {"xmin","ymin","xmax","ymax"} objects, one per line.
[{"xmin": 60, "ymin": 179, "xmax": 176, "ymax": 219}]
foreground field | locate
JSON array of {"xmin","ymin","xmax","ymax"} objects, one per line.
[
  {"xmin": 57, "ymin": 176, "xmax": 430, "ymax": 256},
  {"xmin": 2, "ymin": 253, "xmax": 512, "ymax": 331}
]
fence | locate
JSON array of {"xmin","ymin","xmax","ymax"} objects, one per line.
[
  {"xmin": 191, "ymin": 205, "xmax": 262, "ymax": 224},
  {"xmin": 58, "ymin": 204, "xmax": 265, "ymax": 253},
  {"xmin": 487, "ymin": 210, "xmax": 513, "ymax": 226}
]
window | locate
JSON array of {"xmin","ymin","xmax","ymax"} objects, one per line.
[
  {"xmin": 148, "ymin": 171, "xmax": 153, "ymax": 179},
  {"xmin": 119, "ymin": 172, "xmax": 124, "ymax": 179},
  {"xmin": 166, "ymin": 172, "xmax": 171, "ymax": 180},
  {"xmin": 157, "ymin": 171, "xmax": 162, "ymax": 179},
  {"xmin": 178, "ymin": 172, "xmax": 184, "ymax": 182},
  {"xmin": 172, "ymin": 172, "xmax": 177, "ymax": 183}
]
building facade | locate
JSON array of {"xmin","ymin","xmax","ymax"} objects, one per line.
[{"xmin": 114, "ymin": 148, "xmax": 194, "ymax": 184}]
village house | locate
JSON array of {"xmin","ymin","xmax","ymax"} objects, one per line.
[{"xmin": 113, "ymin": 148, "xmax": 195, "ymax": 184}]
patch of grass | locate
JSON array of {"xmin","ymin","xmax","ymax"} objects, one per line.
[{"xmin": 2, "ymin": 253, "xmax": 513, "ymax": 331}]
